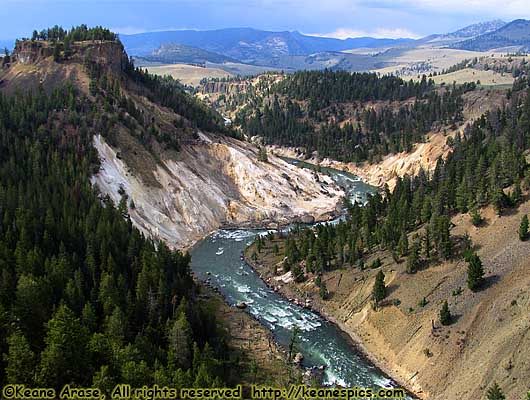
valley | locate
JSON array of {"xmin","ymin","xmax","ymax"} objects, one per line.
[
  {"xmin": 0, "ymin": 28, "xmax": 346, "ymax": 394},
  {"xmin": 144, "ymin": 63, "xmax": 233, "ymax": 86},
  {"xmin": 1, "ymin": 18, "xmax": 530, "ymax": 400}
]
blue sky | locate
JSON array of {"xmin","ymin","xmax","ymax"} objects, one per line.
[{"xmin": 1, "ymin": 0, "xmax": 529, "ymax": 40}]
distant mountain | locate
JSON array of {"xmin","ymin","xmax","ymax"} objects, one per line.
[
  {"xmin": 120, "ymin": 28, "xmax": 415, "ymax": 64},
  {"xmin": 449, "ymin": 19, "xmax": 506, "ymax": 38},
  {"xmin": 119, "ymin": 20, "xmax": 527, "ymax": 73},
  {"xmin": 140, "ymin": 43, "xmax": 238, "ymax": 64},
  {"xmin": 419, "ymin": 20, "xmax": 507, "ymax": 45},
  {"xmin": 452, "ymin": 19, "xmax": 530, "ymax": 51}
]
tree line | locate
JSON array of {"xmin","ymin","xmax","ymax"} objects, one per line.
[
  {"xmin": 29, "ymin": 24, "xmax": 118, "ymax": 43},
  {"xmin": 239, "ymin": 74, "xmax": 474, "ymax": 163},
  {"xmin": 274, "ymin": 70, "xmax": 435, "ymax": 107}
]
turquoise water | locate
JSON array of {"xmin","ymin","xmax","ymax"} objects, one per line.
[{"xmin": 190, "ymin": 160, "xmax": 411, "ymax": 396}]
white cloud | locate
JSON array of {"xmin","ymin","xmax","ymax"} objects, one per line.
[
  {"xmin": 310, "ymin": 27, "xmax": 421, "ymax": 39},
  {"xmin": 383, "ymin": 0, "xmax": 530, "ymax": 18}
]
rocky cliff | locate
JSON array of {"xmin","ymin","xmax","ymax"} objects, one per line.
[
  {"xmin": 1, "ymin": 39, "xmax": 343, "ymax": 249},
  {"xmin": 199, "ymin": 80, "xmax": 251, "ymax": 95},
  {"xmin": 1, "ymin": 40, "xmax": 128, "ymax": 94},
  {"xmin": 92, "ymin": 132, "xmax": 343, "ymax": 249}
]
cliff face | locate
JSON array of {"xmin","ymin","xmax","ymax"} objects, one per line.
[
  {"xmin": 11, "ymin": 41, "xmax": 53, "ymax": 64},
  {"xmin": 92, "ymin": 132, "xmax": 343, "ymax": 249},
  {"xmin": 11, "ymin": 39, "xmax": 129, "ymax": 70},
  {"xmin": 1, "ymin": 40, "xmax": 128, "ymax": 94},
  {"xmin": 199, "ymin": 80, "xmax": 251, "ymax": 95}
]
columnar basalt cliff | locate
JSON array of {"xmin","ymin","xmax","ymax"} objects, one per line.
[{"xmin": 199, "ymin": 80, "xmax": 251, "ymax": 95}]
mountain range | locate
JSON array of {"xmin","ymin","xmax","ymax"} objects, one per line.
[
  {"xmin": 121, "ymin": 20, "xmax": 530, "ymax": 72},
  {"xmin": 120, "ymin": 27, "xmax": 414, "ymax": 62},
  {"xmin": 141, "ymin": 43, "xmax": 239, "ymax": 65},
  {"xmin": 452, "ymin": 19, "xmax": 530, "ymax": 51},
  {"xmin": 3, "ymin": 19, "xmax": 530, "ymax": 72}
]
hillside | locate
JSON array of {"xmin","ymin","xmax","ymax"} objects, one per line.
[
  {"xmin": 0, "ymin": 25, "xmax": 290, "ymax": 394},
  {"xmin": 453, "ymin": 19, "xmax": 530, "ymax": 51},
  {"xmin": 144, "ymin": 63, "xmax": 233, "ymax": 86},
  {"xmin": 228, "ymin": 70, "xmax": 482, "ymax": 164},
  {"xmin": 138, "ymin": 43, "xmax": 238, "ymax": 65},
  {"xmin": 247, "ymin": 197, "xmax": 530, "ymax": 399},
  {"xmin": 199, "ymin": 69, "xmax": 514, "ymax": 191},
  {"xmin": 1, "ymin": 35, "xmax": 344, "ymax": 249}
]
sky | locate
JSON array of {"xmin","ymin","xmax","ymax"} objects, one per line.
[{"xmin": 0, "ymin": 0, "xmax": 529, "ymax": 41}]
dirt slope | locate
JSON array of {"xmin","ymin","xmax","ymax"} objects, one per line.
[{"xmin": 248, "ymin": 198, "xmax": 530, "ymax": 399}]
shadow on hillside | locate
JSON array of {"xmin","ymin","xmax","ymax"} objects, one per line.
[
  {"xmin": 386, "ymin": 283, "xmax": 399, "ymax": 297},
  {"xmin": 481, "ymin": 273, "xmax": 501, "ymax": 290}
]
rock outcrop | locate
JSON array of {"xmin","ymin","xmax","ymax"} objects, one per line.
[
  {"xmin": 92, "ymin": 132, "xmax": 343, "ymax": 249},
  {"xmin": 199, "ymin": 80, "xmax": 251, "ymax": 95}
]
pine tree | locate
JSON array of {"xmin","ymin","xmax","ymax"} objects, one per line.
[
  {"xmin": 470, "ymin": 209, "xmax": 483, "ymax": 227},
  {"xmin": 467, "ymin": 253, "xmax": 484, "ymax": 291},
  {"xmin": 519, "ymin": 215, "xmax": 529, "ymax": 241},
  {"xmin": 455, "ymin": 180, "xmax": 469, "ymax": 213},
  {"xmin": 4, "ymin": 331, "xmax": 36, "ymax": 384},
  {"xmin": 53, "ymin": 44, "xmax": 62, "ymax": 62},
  {"xmin": 372, "ymin": 270, "xmax": 386, "ymax": 304},
  {"xmin": 486, "ymin": 382, "xmax": 505, "ymax": 400},
  {"xmin": 288, "ymin": 325, "xmax": 300, "ymax": 363},
  {"xmin": 406, "ymin": 241, "xmax": 420, "ymax": 274},
  {"xmin": 511, "ymin": 182, "xmax": 522, "ymax": 204},
  {"xmin": 257, "ymin": 146, "xmax": 268, "ymax": 162},
  {"xmin": 493, "ymin": 189, "xmax": 509, "ymax": 216},
  {"xmin": 439, "ymin": 300, "xmax": 452, "ymax": 326},
  {"xmin": 423, "ymin": 226, "xmax": 432, "ymax": 258},
  {"xmin": 168, "ymin": 307, "xmax": 192, "ymax": 370},
  {"xmin": 36, "ymin": 305, "xmax": 91, "ymax": 387},
  {"xmin": 319, "ymin": 282, "xmax": 329, "ymax": 300},
  {"xmin": 397, "ymin": 230, "xmax": 409, "ymax": 257},
  {"xmin": 292, "ymin": 263, "xmax": 305, "ymax": 283},
  {"xmin": 92, "ymin": 365, "xmax": 116, "ymax": 396}
]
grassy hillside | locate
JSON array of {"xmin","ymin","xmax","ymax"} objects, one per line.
[{"xmin": 145, "ymin": 63, "xmax": 233, "ymax": 86}]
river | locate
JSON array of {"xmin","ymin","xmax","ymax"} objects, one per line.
[{"xmin": 190, "ymin": 159, "xmax": 411, "ymax": 395}]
